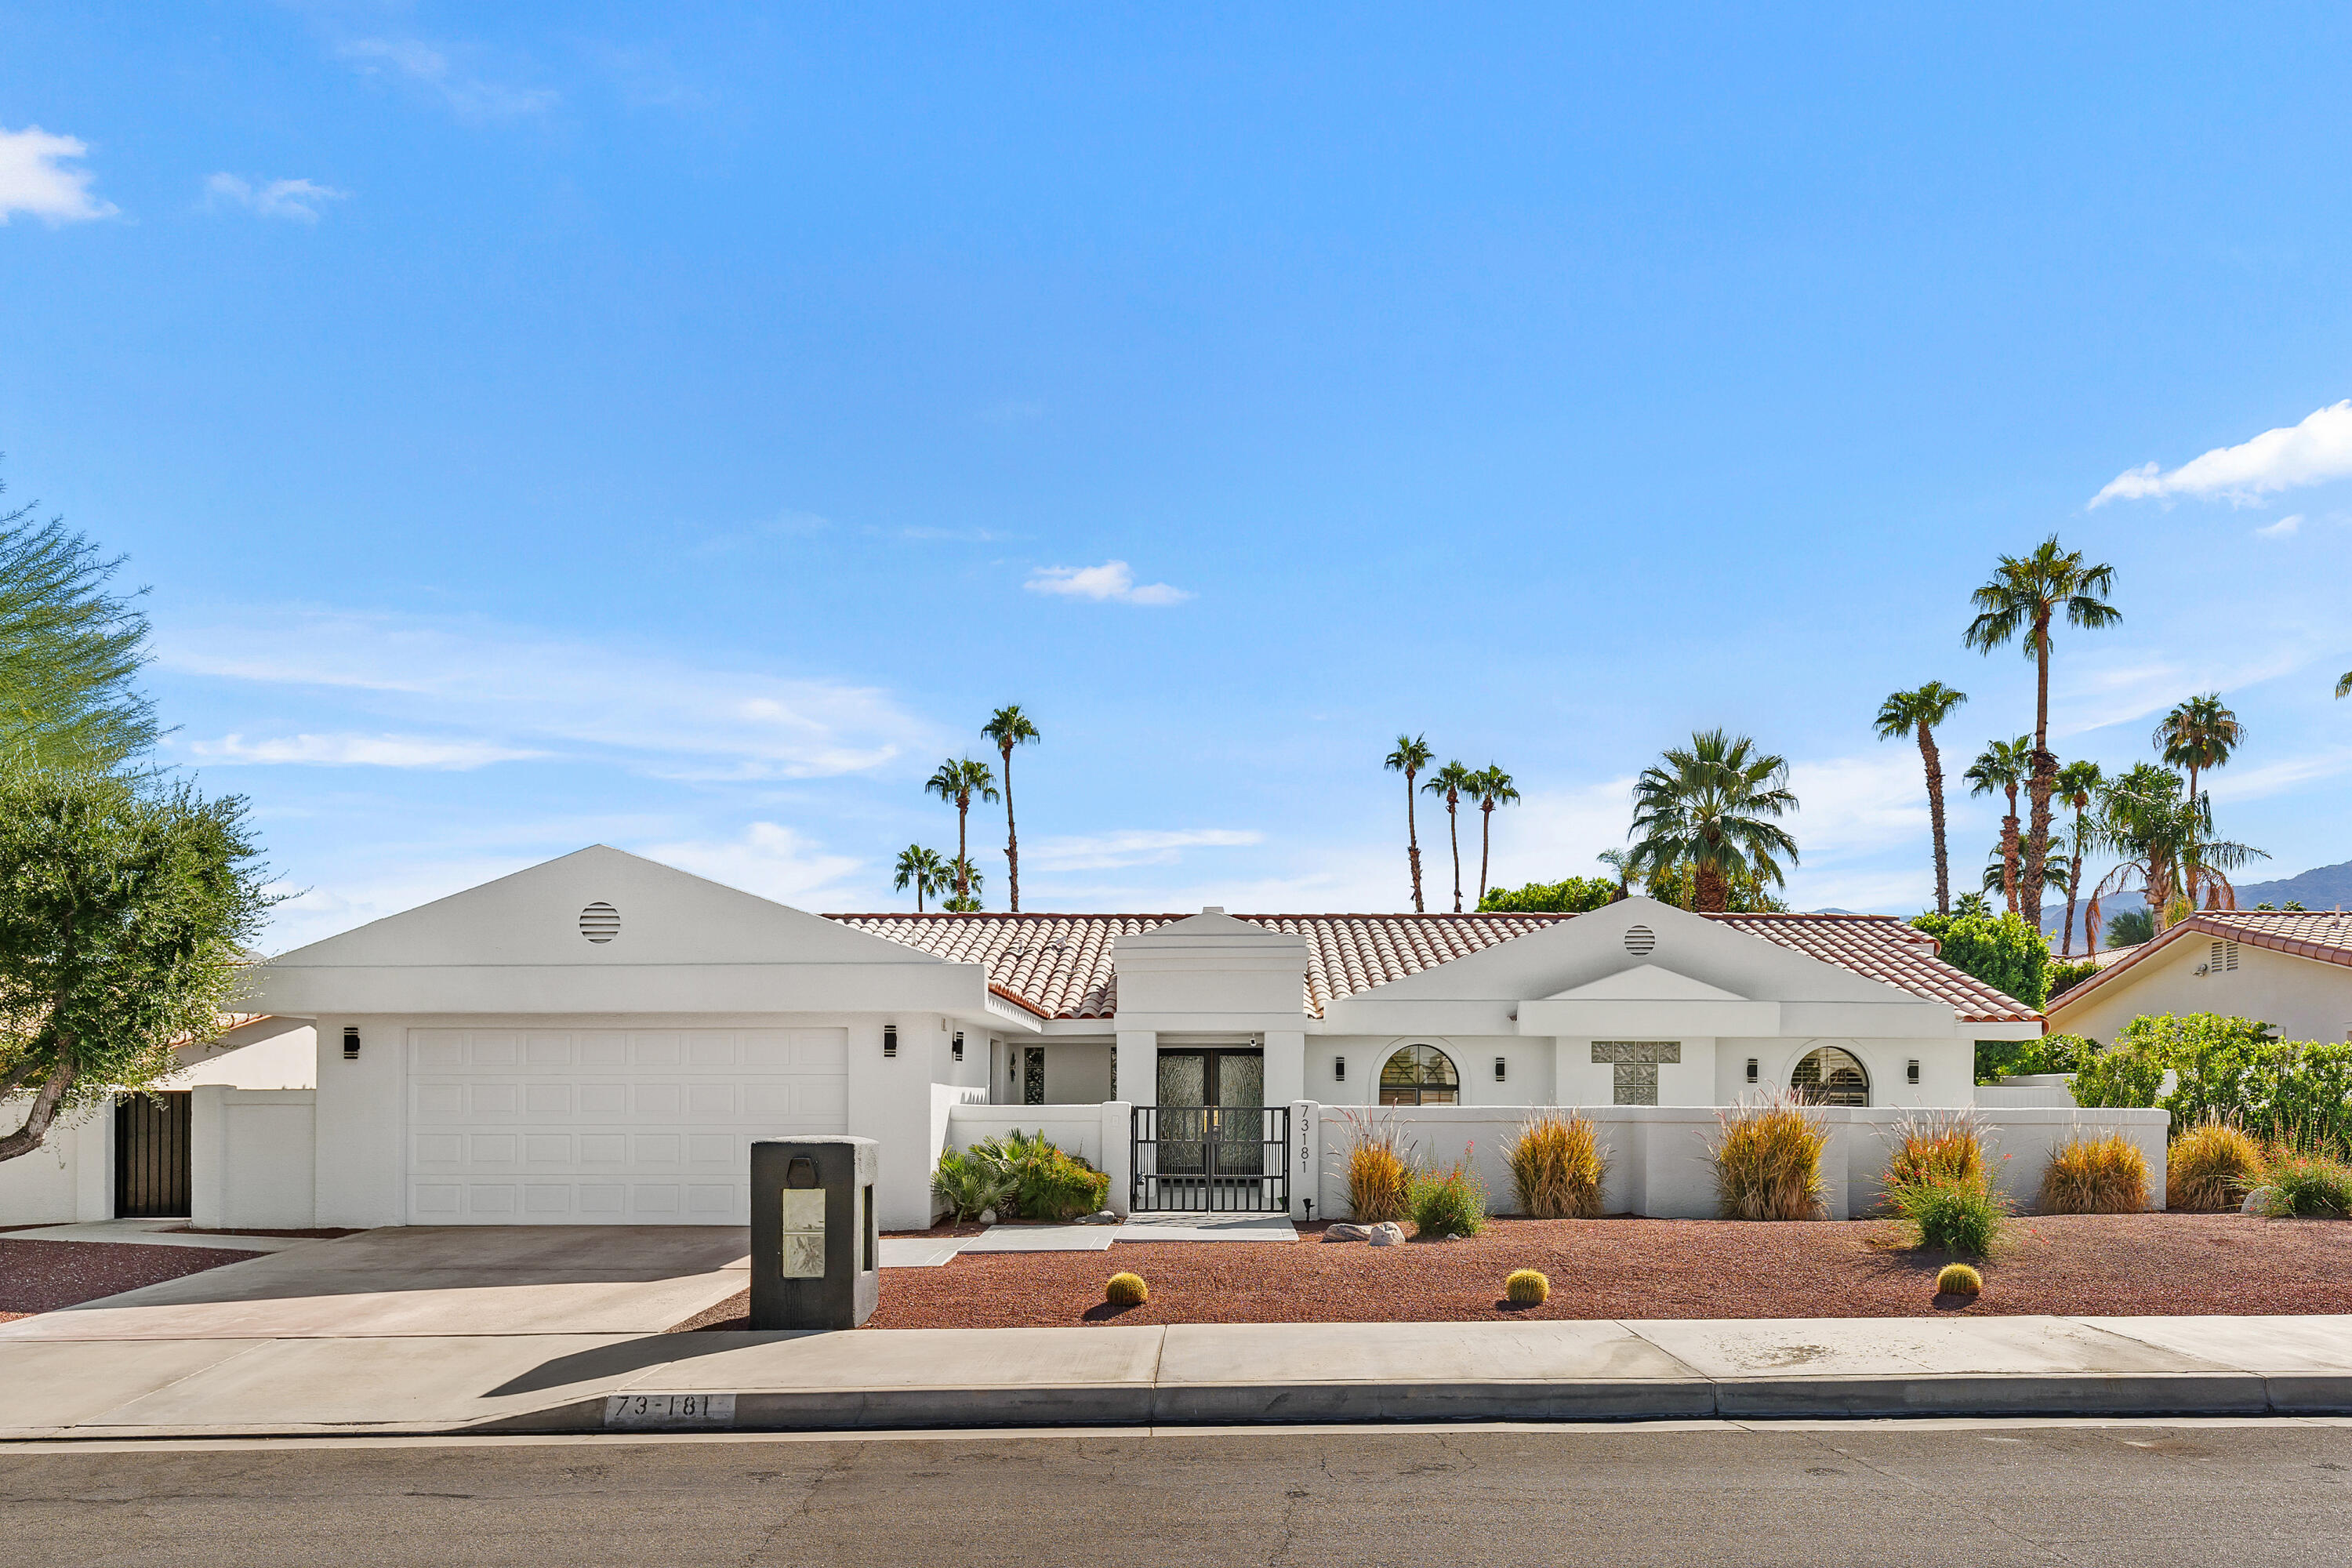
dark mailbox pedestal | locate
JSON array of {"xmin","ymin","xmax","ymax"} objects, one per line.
[{"xmin": 750, "ymin": 1136, "xmax": 880, "ymax": 1330}]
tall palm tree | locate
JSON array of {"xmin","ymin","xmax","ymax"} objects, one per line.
[
  {"xmin": 2083, "ymin": 762, "xmax": 2264, "ymax": 948},
  {"xmin": 1625, "ymin": 729, "xmax": 1799, "ymax": 914},
  {"xmin": 1423, "ymin": 760, "xmax": 1477, "ymax": 913},
  {"xmin": 1873, "ymin": 681, "xmax": 1968, "ymax": 916},
  {"xmin": 2053, "ymin": 759, "xmax": 2103, "ymax": 956},
  {"xmin": 923, "ymin": 757, "xmax": 998, "ymax": 906},
  {"xmin": 1385, "ymin": 734, "xmax": 1433, "ymax": 912},
  {"xmin": 1470, "ymin": 764, "xmax": 1520, "ymax": 905},
  {"xmin": 982, "ymin": 705, "xmax": 1040, "ymax": 913},
  {"xmin": 892, "ymin": 844, "xmax": 948, "ymax": 913},
  {"xmin": 1962, "ymin": 736, "xmax": 2031, "ymax": 915},
  {"xmin": 1962, "ymin": 536, "xmax": 2121, "ymax": 935},
  {"xmin": 2153, "ymin": 692, "xmax": 2243, "ymax": 821},
  {"xmin": 941, "ymin": 857, "xmax": 986, "ymax": 912},
  {"xmin": 2339, "ymin": 670, "xmax": 2351, "ymax": 699}
]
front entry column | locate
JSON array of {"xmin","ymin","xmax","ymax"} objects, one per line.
[
  {"xmin": 1261, "ymin": 1030, "xmax": 1305, "ymax": 1107},
  {"xmin": 1115, "ymin": 1029, "xmax": 1156, "ymax": 1106}
]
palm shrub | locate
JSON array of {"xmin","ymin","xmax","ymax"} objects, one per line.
[
  {"xmin": 2038, "ymin": 1133, "xmax": 2148, "ymax": 1214},
  {"xmin": 931, "ymin": 1149, "xmax": 1018, "ymax": 1221},
  {"xmin": 1713, "ymin": 1094, "xmax": 1827, "ymax": 1221},
  {"xmin": 1507, "ymin": 1113, "xmax": 1606, "ymax": 1218},
  {"xmin": 1341, "ymin": 1109, "xmax": 1414, "ymax": 1223},
  {"xmin": 2165, "ymin": 1120, "xmax": 2263, "ymax": 1211},
  {"xmin": 950, "ymin": 1131, "xmax": 1111, "ymax": 1221},
  {"xmin": 1410, "ymin": 1157, "xmax": 1487, "ymax": 1238}
]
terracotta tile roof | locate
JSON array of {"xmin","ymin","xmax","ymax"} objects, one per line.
[
  {"xmin": 827, "ymin": 909, "xmax": 2038, "ymax": 1025},
  {"xmin": 2049, "ymin": 909, "xmax": 2352, "ymax": 1017}
]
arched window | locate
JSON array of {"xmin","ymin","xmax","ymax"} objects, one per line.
[
  {"xmin": 1791, "ymin": 1047, "xmax": 1869, "ymax": 1107},
  {"xmin": 1379, "ymin": 1044, "xmax": 1460, "ymax": 1106}
]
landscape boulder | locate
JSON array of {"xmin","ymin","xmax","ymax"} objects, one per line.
[
  {"xmin": 1367, "ymin": 1221, "xmax": 1408, "ymax": 1247},
  {"xmin": 2241, "ymin": 1187, "xmax": 2275, "ymax": 1216},
  {"xmin": 1322, "ymin": 1222, "xmax": 1373, "ymax": 1242}
]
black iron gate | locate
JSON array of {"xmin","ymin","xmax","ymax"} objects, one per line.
[
  {"xmin": 1131, "ymin": 1105, "xmax": 1290, "ymax": 1212},
  {"xmin": 114, "ymin": 1091, "xmax": 192, "ymax": 1219}
]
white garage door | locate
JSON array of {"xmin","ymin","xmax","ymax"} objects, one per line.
[{"xmin": 406, "ymin": 1028, "xmax": 848, "ymax": 1224}]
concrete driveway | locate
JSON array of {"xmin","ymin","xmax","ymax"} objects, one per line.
[{"xmin": 0, "ymin": 1226, "xmax": 749, "ymax": 1341}]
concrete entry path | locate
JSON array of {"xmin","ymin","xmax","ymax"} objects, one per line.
[
  {"xmin": 1113, "ymin": 1213, "xmax": 1298, "ymax": 1243},
  {"xmin": 0, "ymin": 1225, "xmax": 750, "ymax": 1342}
]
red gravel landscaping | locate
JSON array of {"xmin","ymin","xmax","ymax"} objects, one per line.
[
  {"xmin": 0, "ymin": 1240, "xmax": 267, "ymax": 1323},
  {"xmin": 681, "ymin": 1213, "xmax": 2352, "ymax": 1330}
]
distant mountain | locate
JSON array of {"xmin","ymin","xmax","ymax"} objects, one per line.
[{"xmin": 2038, "ymin": 858, "xmax": 2352, "ymax": 946}]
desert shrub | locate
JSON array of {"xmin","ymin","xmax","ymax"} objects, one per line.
[
  {"xmin": 1504, "ymin": 1269, "xmax": 1549, "ymax": 1305},
  {"xmin": 960, "ymin": 1130, "xmax": 1110, "ymax": 1221},
  {"xmin": 1935, "ymin": 1262, "xmax": 1983, "ymax": 1297},
  {"xmin": 2165, "ymin": 1120, "xmax": 2263, "ymax": 1211},
  {"xmin": 1507, "ymin": 1113, "xmax": 1606, "ymax": 1218},
  {"xmin": 931, "ymin": 1149, "xmax": 1018, "ymax": 1221},
  {"xmin": 2039, "ymin": 1133, "xmax": 2149, "ymax": 1214},
  {"xmin": 1910, "ymin": 910, "xmax": 2053, "ymax": 1008},
  {"xmin": 1104, "ymin": 1272, "xmax": 1149, "ymax": 1307},
  {"xmin": 1341, "ymin": 1110, "xmax": 1414, "ymax": 1223},
  {"xmin": 1410, "ymin": 1158, "xmax": 1488, "ymax": 1238},
  {"xmin": 1887, "ymin": 1178, "xmax": 2008, "ymax": 1258},
  {"xmin": 1713, "ymin": 1094, "xmax": 1827, "ymax": 1221},
  {"xmin": 2258, "ymin": 1149, "xmax": 2352, "ymax": 1218},
  {"xmin": 1882, "ymin": 1109, "xmax": 1991, "ymax": 1190}
]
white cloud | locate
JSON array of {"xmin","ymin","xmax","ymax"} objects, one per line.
[
  {"xmin": 157, "ymin": 608, "xmax": 938, "ymax": 781},
  {"xmin": 188, "ymin": 732, "xmax": 542, "ymax": 769},
  {"xmin": 2255, "ymin": 514, "xmax": 2304, "ymax": 539},
  {"xmin": 336, "ymin": 36, "xmax": 558, "ymax": 120},
  {"xmin": 205, "ymin": 173, "xmax": 349, "ymax": 223},
  {"xmin": 2091, "ymin": 401, "xmax": 2352, "ymax": 507},
  {"xmin": 639, "ymin": 822, "xmax": 863, "ymax": 910},
  {"xmin": 1024, "ymin": 560, "xmax": 1192, "ymax": 605},
  {"xmin": 1022, "ymin": 829, "xmax": 1263, "ymax": 873},
  {"xmin": 0, "ymin": 125, "xmax": 117, "ymax": 224}
]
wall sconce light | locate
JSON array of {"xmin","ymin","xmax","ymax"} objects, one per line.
[
  {"xmin": 1744, "ymin": 1057, "xmax": 1759, "ymax": 1084},
  {"xmin": 1494, "ymin": 1056, "xmax": 1507, "ymax": 1081},
  {"xmin": 953, "ymin": 1031, "xmax": 965, "ymax": 1061},
  {"xmin": 342, "ymin": 1025, "xmax": 361, "ymax": 1062},
  {"xmin": 1907, "ymin": 1059, "xmax": 1920, "ymax": 1085},
  {"xmin": 883, "ymin": 1024, "xmax": 898, "ymax": 1058},
  {"xmin": 1334, "ymin": 1056, "xmax": 1346, "ymax": 1082}
]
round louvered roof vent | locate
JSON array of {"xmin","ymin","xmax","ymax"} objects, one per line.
[
  {"xmin": 579, "ymin": 902, "xmax": 621, "ymax": 944},
  {"xmin": 1624, "ymin": 924, "xmax": 1656, "ymax": 956}
]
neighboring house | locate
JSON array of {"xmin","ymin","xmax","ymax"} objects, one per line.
[
  {"xmin": 2045, "ymin": 909, "xmax": 2352, "ymax": 1046},
  {"xmin": 2, "ymin": 844, "xmax": 2043, "ymax": 1231}
]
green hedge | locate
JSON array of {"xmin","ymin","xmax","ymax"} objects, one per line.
[
  {"xmin": 1477, "ymin": 877, "xmax": 1619, "ymax": 913},
  {"xmin": 1911, "ymin": 910, "xmax": 2053, "ymax": 1009},
  {"xmin": 2070, "ymin": 1012, "xmax": 2352, "ymax": 1156}
]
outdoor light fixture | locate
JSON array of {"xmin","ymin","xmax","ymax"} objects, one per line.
[
  {"xmin": 953, "ymin": 1030, "xmax": 964, "ymax": 1061},
  {"xmin": 1907, "ymin": 1059, "xmax": 1921, "ymax": 1085},
  {"xmin": 883, "ymin": 1024, "xmax": 898, "ymax": 1058},
  {"xmin": 1494, "ymin": 1056, "xmax": 1507, "ymax": 1081},
  {"xmin": 1334, "ymin": 1056, "xmax": 1346, "ymax": 1082},
  {"xmin": 1745, "ymin": 1057, "xmax": 1759, "ymax": 1083},
  {"xmin": 342, "ymin": 1025, "xmax": 361, "ymax": 1062}
]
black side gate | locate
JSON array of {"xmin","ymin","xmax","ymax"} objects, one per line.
[
  {"xmin": 1131, "ymin": 1105, "xmax": 1290, "ymax": 1213},
  {"xmin": 115, "ymin": 1091, "xmax": 192, "ymax": 1219}
]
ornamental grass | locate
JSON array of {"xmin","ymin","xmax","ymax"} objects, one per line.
[
  {"xmin": 2165, "ymin": 1119, "xmax": 2263, "ymax": 1212},
  {"xmin": 1506, "ymin": 1113, "xmax": 1606, "ymax": 1218},
  {"xmin": 2257, "ymin": 1146, "xmax": 2352, "ymax": 1218},
  {"xmin": 1341, "ymin": 1109, "xmax": 1414, "ymax": 1224},
  {"xmin": 1882, "ymin": 1109, "xmax": 1990, "ymax": 1191},
  {"xmin": 1712, "ymin": 1093, "xmax": 1828, "ymax": 1221},
  {"xmin": 2038, "ymin": 1132, "xmax": 2149, "ymax": 1214}
]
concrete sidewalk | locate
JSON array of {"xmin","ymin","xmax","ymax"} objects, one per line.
[{"xmin": 5, "ymin": 1314, "xmax": 2351, "ymax": 1440}]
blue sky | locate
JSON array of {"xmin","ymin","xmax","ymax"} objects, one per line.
[{"xmin": 5, "ymin": 3, "xmax": 2350, "ymax": 948}]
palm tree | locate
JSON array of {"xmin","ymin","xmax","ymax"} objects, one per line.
[
  {"xmin": 1962, "ymin": 736, "xmax": 2031, "ymax": 915},
  {"xmin": 2053, "ymin": 759, "xmax": 2103, "ymax": 956},
  {"xmin": 923, "ymin": 757, "xmax": 999, "ymax": 906},
  {"xmin": 1952, "ymin": 891, "xmax": 1993, "ymax": 920},
  {"xmin": 1470, "ymin": 764, "xmax": 1520, "ymax": 905},
  {"xmin": 940, "ymin": 858, "xmax": 986, "ymax": 912},
  {"xmin": 2083, "ymin": 762, "xmax": 2264, "ymax": 949},
  {"xmin": 982, "ymin": 705, "xmax": 1041, "ymax": 913},
  {"xmin": 2153, "ymin": 693, "xmax": 2243, "ymax": 822},
  {"xmin": 892, "ymin": 845, "xmax": 948, "ymax": 912},
  {"xmin": 1962, "ymin": 537, "xmax": 2121, "ymax": 935},
  {"xmin": 1984, "ymin": 845, "xmax": 2069, "ymax": 902},
  {"xmin": 1385, "ymin": 734, "xmax": 1433, "ymax": 911},
  {"xmin": 1625, "ymin": 729, "xmax": 1799, "ymax": 914},
  {"xmin": 2339, "ymin": 670, "xmax": 2351, "ymax": 699},
  {"xmin": 1595, "ymin": 848, "xmax": 1635, "ymax": 901},
  {"xmin": 1423, "ymin": 760, "xmax": 1477, "ymax": 913},
  {"xmin": 1873, "ymin": 681, "xmax": 1969, "ymax": 916}
]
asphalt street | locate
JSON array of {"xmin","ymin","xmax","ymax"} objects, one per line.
[{"xmin": 7, "ymin": 1418, "xmax": 2351, "ymax": 1566}]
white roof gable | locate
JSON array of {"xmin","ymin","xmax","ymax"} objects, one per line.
[{"xmin": 1542, "ymin": 964, "xmax": 1747, "ymax": 1003}]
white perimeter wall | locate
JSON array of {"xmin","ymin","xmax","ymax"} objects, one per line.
[
  {"xmin": 946, "ymin": 1101, "xmax": 1134, "ymax": 1218},
  {"xmin": 192, "ymin": 1087, "xmax": 318, "ymax": 1230},
  {"xmin": 1312, "ymin": 1103, "xmax": 2169, "ymax": 1220},
  {"xmin": 0, "ymin": 1099, "xmax": 112, "ymax": 1225}
]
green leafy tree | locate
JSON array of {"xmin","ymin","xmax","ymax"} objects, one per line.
[
  {"xmin": 1951, "ymin": 891, "xmax": 1992, "ymax": 920},
  {"xmin": 1477, "ymin": 876, "xmax": 1618, "ymax": 913},
  {"xmin": 2053, "ymin": 759, "xmax": 2103, "ymax": 956},
  {"xmin": 0, "ymin": 771, "xmax": 272, "ymax": 1161},
  {"xmin": 2153, "ymin": 693, "xmax": 2243, "ymax": 822},
  {"xmin": 892, "ymin": 844, "xmax": 948, "ymax": 912},
  {"xmin": 1874, "ymin": 681, "xmax": 1968, "ymax": 916},
  {"xmin": 1384, "ymin": 734, "xmax": 1433, "ymax": 912},
  {"xmin": 981, "ymin": 706, "xmax": 1040, "ymax": 913},
  {"xmin": 1909, "ymin": 909, "xmax": 2053, "ymax": 1009},
  {"xmin": 1962, "ymin": 735, "xmax": 2031, "ymax": 914},
  {"xmin": 1962, "ymin": 537, "xmax": 2122, "ymax": 936},
  {"xmin": 0, "ymin": 478, "xmax": 161, "ymax": 771},
  {"xmin": 1470, "ymin": 764, "xmax": 1519, "ymax": 906},
  {"xmin": 1422, "ymin": 760, "xmax": 1477, "ymax": 913},
  {"xmin": 923, "ymin": 757, "xmax": 998, "ymax": 905},
  {"xmin": 1627, "ymin": 729, "xmax": 1798, "ymax": 913}
]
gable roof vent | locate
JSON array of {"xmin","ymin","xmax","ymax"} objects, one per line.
[
  {"xmin": 579, "ymin": 902, "xmax": 621, "ymax": 944},
  {"xmin": 1624, "ymin": 924, "xmax": 1656, "ymax": 957}
]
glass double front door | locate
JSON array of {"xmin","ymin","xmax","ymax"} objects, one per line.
[{"xmin": 1154, "ymin": 1049, "xmax": 1265, "ymax": 1176}]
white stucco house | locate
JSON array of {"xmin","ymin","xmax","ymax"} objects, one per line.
[
  {"xmin": 2046, "ymin": 909, "xmax": 2352, "ymax": 1045},
  {"xmin": 3, "ymin": 844, "xmax": 2062, "ymax": 1232}
]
